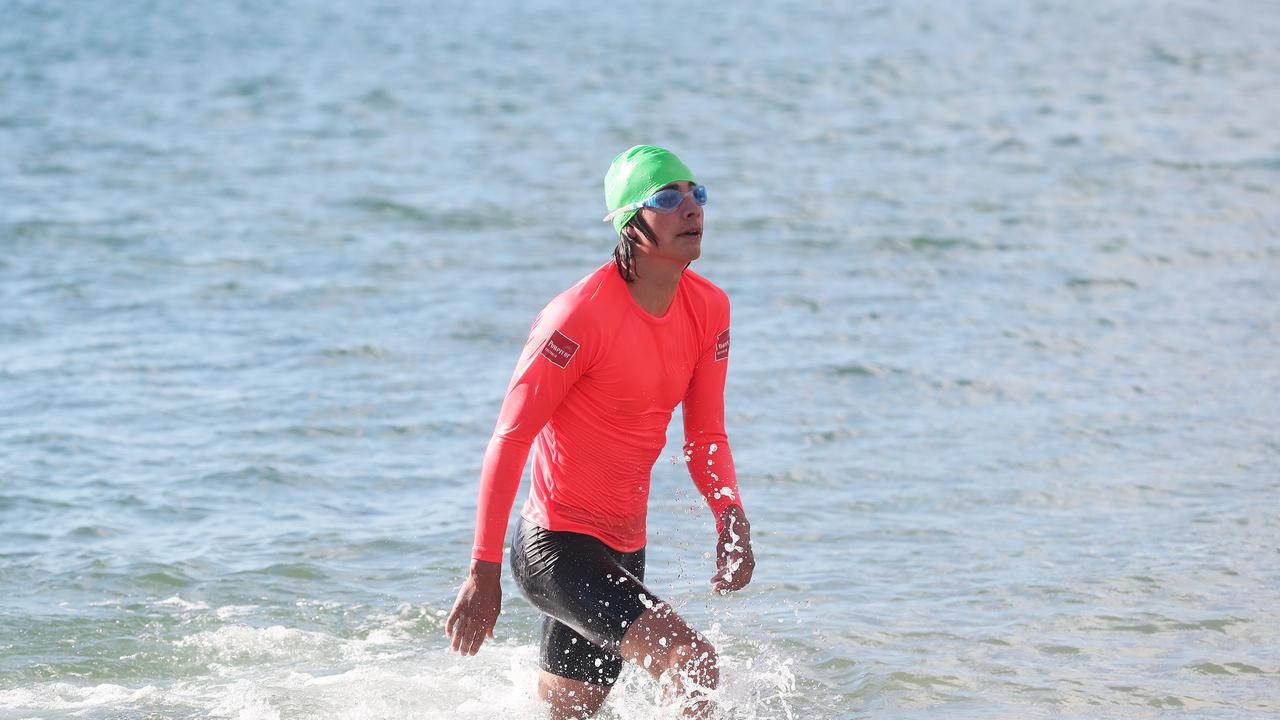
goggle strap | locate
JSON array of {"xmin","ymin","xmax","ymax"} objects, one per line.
[{"xmin": 601, "ymin": 201, "xmax": 645, "ymax": 223}]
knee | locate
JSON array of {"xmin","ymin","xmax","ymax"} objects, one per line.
[
  {"xmin": 543, "ymin": 690, "xmax": 607, "ymax": 720},
  {"xmin": 539, "ymin": 677, "xmax": 610, "ymax": 719},
  {"xmin": 667, "ymin": 638, "xmax": 719, "ymax": 690},
  {"xmin": 548, "ymin": 695, "xmax": 606, "ymax": 720}
]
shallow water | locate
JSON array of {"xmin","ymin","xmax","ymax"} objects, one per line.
[{"xmin": 2, "ymin": 1, "xmax": 1278, "ymax": 718}]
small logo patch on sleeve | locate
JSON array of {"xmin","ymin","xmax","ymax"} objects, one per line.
[
  {"xmin": 541, "ymin": 329, "xmax": 580, "ymax": 369},
  {"xmin": 715, "ymin": 328, "xmax": 731, "ymax": 361}
]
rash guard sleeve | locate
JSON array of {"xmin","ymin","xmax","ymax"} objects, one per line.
[
  {"xmin": 682, "ymin": 302, "xmax": 743, "ymax": 534},
  {"xmin": 470, "ymin": 308, "xmax": 596, "ymax": 563}
]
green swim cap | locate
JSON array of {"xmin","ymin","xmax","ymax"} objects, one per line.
[{"xmin": 603, "ymin": 145, "xmax": 695, "ymax": 235}]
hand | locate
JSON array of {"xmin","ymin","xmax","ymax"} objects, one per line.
[
  {"xmin": 711, "ymin": 506, "xmax": 754, "ymax": 594},
  {"xmin": 445, "ymin": 559, "xmax": 502, "ymax": 655}
]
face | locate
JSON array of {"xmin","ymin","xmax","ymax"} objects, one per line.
[{"xmin": 633, "ymin": 180, "xmax": 704, "ymax": 265}]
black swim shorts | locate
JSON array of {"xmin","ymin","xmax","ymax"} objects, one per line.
[{"xmin": 510, "ymin": 518, "xmax": 662, "ymax": 685}]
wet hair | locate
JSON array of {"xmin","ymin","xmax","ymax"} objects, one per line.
[{"xmin": 612, "ymin": 214, "xmax": 657, "ymax": 283}]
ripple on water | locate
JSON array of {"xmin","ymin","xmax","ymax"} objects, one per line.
[
  {"xmin": 1066, "ymin": 276, "xmax": 1140, "ymax": 290},
  {"xmin": 875, "ymin": 235, "xmax": 989, "ymax": 254},
  {"xmin": 1101, "ymin": 615, "xmax": 1252, "ymax": 635},
  {"xmin": 129, "ymin": 565, "xmax": 198, "ymax": 590},
  {"xmin": 242, "ymin": 563, "xmax": 330, "ymax": 581},
  {"xmin": 1187, "ymin": 662, "xmax": 1266, "ymax": 676},
  {"xmin": 313, "ymin": 344, "xmax": 395, "ymax": 362},
  {"xmin": 826, "ymin": 361, "xmax": 902, "ymax": 378},
  {"xmin": 64, "ymin": 525, "xmax": 119, "ymax": 540},
  {"xmin": 342, "ymin": 197, "xmax": 522, "ymax": 232},
  {"xmin": 198, "ymin": 465, "xmax": 328, "ymax": 489}
]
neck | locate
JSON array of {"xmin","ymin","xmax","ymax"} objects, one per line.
[{"xmin": 627, "ymin": 252, "xmax": 686, "ymax": 316}]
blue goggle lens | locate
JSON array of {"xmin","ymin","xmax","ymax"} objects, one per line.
[{"xmin": 646, "ymin": 185, "xmax": 708, "ymax": 212}]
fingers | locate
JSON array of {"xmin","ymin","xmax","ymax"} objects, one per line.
[
  {"xmin": 466, "ymin": 618, "xmax": 485, "ymax": 655},
  {"xmin": 449, "ymin": 616, "xmax": 467, "ymax": 652},
  {"xmin": 711, "ymin": 575, "xmax": 745, "ymax": 593},
  {"xmin": 710, "ymin": 566, "xmax": 738, "ymax": 593},
  {"xmin": 710, "ymin": 551, "xmax": 755, "ymax": 593},
  {"xmin": 464, "ymin": 618, "xmax": 493, "ymax": 655},
  {"xmin": 445, "ymin": 606, "xmax": 460, "ymax": 639},
  {"xmin": 712, "ymin": 575, "xmax": 750, "ymax": 593},
  {"xmin": 732, "ymin": 557, "xmax": 755, "ymax": 590},
  {"xmin": 448, "ymin": 611, "xmax": 497, "ymax": 655}
]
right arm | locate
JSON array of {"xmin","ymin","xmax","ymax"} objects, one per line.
[{"xmin": 446, "ymin": 309, "xmax": 593, "ymax": 655}]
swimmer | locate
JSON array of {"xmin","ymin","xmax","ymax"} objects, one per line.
[{"xmin": 446, "ymin": 145, "xmax": 755, "ymax": 719}]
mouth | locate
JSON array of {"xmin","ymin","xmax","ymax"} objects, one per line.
[{"xmin": 678, "ymin": 228, "xmax": 702, "ymax": 240}]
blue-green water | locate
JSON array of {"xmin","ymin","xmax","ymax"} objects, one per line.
[{"xmin": 2, "ymin": 1, "xmax": 1278, "ymax": 718}]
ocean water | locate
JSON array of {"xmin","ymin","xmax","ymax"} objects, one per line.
[{"xmin": 2, "ymin": 1, "xmax": 1278, "ymax": 718}]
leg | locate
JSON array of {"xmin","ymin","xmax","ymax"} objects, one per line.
[
  {"xmin": 538, "ymin": 670, "xmax": 611, "ymax": 720},
  {"xmin": 535, "ymin": 615, "xmax": 624, "ymax": 716},
  {"xmin": 620, "ymin": 603, "xmax": 719, "ymax": 718},
  {"xmin": 508, "ymin": 521, "xmax": 655, "ymax": 716}
]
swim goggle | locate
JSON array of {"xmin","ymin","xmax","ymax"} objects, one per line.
[{"xmin": 602, "ymin": 185, "xmax": 708, "ymax": 223}]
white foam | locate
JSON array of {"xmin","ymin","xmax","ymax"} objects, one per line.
[
  {"xmin": 175, "ymin": 625, "xmax": 348, "ymax": 664},
  {"xmin": 206, "ymin": 679, "xmax": 284, "ymax": 720},
  {"xmin": 363, "ymin": 629, "xmax": 399, "ymax": 645},
  {"xmin": 358, "ymin": 602, "xmax": 441, "ymax": 644},
  {"xmin": 0, "ymin": 682, "xmax": 159, "ymax": 711},
  {"xmin": 1, "ymin": 616, "xmax": 802, "ymax": 719},
  {"xmin": 193, "ymin": 645, "xmax": 547, "ymax": 719},
  {"xmin": 215, "ymin": 604, "xmax": 260, "ymax": 620}
]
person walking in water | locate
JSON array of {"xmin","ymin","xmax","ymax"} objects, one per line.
[{"xmin": 445, "ymin": 145, "xmax": 755, "ymax": 719}]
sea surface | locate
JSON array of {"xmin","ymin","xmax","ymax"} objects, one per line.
[{"xmin": 2, "ymin": 1, "xmax": 1278, "ymax": 718}]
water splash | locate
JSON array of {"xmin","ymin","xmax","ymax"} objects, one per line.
[{"xmin": 0, "ymin": 605, "xmax": 810, "ymax": 719}]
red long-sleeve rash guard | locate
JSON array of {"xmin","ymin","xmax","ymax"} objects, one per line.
[{"xmin": 471, "ymin": 262, "xmax": 743, "ymax": 563}]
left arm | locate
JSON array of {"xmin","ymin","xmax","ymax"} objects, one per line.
[{"xmin": 682, "ymin": 315, "xmax": 755, "ymax": 593}]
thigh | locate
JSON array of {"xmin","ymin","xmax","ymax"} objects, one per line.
[
  {"xmin": 512, "ymin": 520, "xmax": 659, "ymax": 684},
  {"xmin": 539, "ymin": 614, "xmax": 626, "ymax": 686}
]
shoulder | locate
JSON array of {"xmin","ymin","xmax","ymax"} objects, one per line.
[
  {"xmin": 680, "ymin": 267, "xmax": 731, "ymax": 319},
  {"xmin": 532, "ymin": 262, "xmax": 619, "ymax": 339},
  {"xmin": 681, "ymin": 268, "xmax": 730, "ymax": 306}
]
